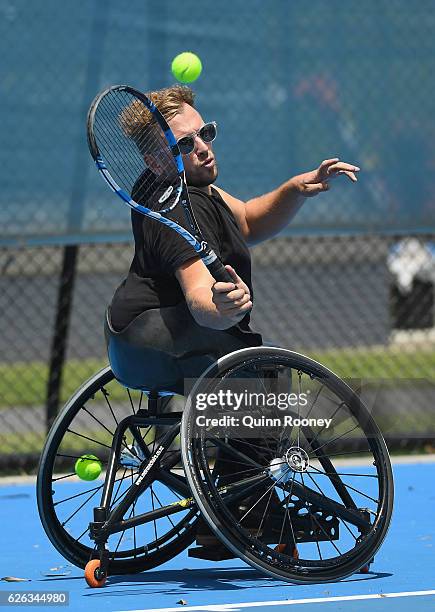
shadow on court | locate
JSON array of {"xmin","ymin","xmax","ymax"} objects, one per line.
[{"xmin": 104, "ymin": 566, "xmax": 392, "ymax": 588}]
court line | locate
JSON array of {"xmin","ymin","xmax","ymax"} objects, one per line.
[{"xmin": 115, "ymin": 590, "xmax": 435, "ymax": 612}]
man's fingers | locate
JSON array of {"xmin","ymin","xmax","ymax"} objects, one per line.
[
  {"xmin": 320, "ymin": 158, "xmax": 360, "ymax": 171},
  {"xmin": 215, "ymin": 288, "xmax": 247, "ymax": 303},
  {"xmin": 327, "ymin": 168, "xmax": 359, "ymax": 182},
  {"xmin": 304, "ymin": 182, "xmax": 330, "ymax": 196},
  {"xmin": 320, "ymin": 158, "xmax": 340, "ymax": 169},
  {"xmin": 327, "ymin": 163, "xmax": 360, "ymax": 173},
  {"xmin": 213, "ymin": 281, "xmax": 237, "ymax": 294},
  {"xmin": 230, "ymin": 293, "xmax": 252, "ymax": 307},
  {"xmin": 213, "ymin": 264, "xmax": 243, "ymax": 293},
  {"xmin": 221, "ymin": 301, "xmax": 253, "ymax": 316},
  {"xmin": 318, "ymin": 159, "xmax": 360, "ymax": 179},
  {"xmin": 224, "ymin": 264, "xmax": 241, "ymax": 283},
  {"xmin": 342, "ymin": 170, "xmax": 358, "ymax": 182}
]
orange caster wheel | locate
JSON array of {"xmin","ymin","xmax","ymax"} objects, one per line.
[
  {"xmin": 275, "ymin": 544, "xmax": 299, "ymax": 559},
  {"xmin": 84, "ymin": 559, "xmax": 107, "ymax": 588},
  {"xmin": 359, "ymin": 556, "xmax": 374, "ymax": 574}
]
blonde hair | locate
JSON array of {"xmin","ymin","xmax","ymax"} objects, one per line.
[{"xmin": 120, "ymin": 84, "xmax": 195, "ymax": 145}]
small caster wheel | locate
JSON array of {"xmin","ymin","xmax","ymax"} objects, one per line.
[
  {"xmin": 85, "ymin": 559, "xmax": 107, "ymax": 588},
  {"xmin": 359, "ymin": 556, "xmax": 374, "ymax": 574},
  {"xmin": 359, "ymin": 560, "xmax": 373, "ymax": 574},
  {"xmin": 275, "ymin": 543, "xmax": 299, "ymax": 559}
]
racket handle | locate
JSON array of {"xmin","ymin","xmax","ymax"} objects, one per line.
[{"xmin": 207, "ymin": 259, "xmax": 234, "ymax": 283}]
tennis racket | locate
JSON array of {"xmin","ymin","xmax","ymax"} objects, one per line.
[{"xmin": 87, "ymin": 84, "xmax": 232, "ymax": 282}]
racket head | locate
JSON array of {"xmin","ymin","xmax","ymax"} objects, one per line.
[{"xmin": 87, "ymin": 85, "xmax": 185, "ymax": 213}]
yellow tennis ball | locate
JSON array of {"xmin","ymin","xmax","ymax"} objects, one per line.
[
  {"xmin": 75, "ymin": 454, "xmax": 102, "ymax": 481},
  {"xmin": 171, "ymin": 52, "xmax": 202, "ymax": 84}
]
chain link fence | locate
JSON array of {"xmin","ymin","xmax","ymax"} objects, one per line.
[
  {"xmin": 1, "ymin": 234, "xmax": 434, "ymax": 471},
  {"xmin": 1, "ymin": 1, "xmax": 435, "ymax": 471}
]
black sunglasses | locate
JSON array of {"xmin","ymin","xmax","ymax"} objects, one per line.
[{"xmin": 176, "ymin": 121, "xmax": 217, "ymax": 155}]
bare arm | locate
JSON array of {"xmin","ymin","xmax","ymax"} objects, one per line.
[
  {"xmin": 175, "ymin": 259, "xmax": 252, "ymax": 330},
  {"xmin": 214, "ymin": 158, "xmax": 360, "ymax": 246}
]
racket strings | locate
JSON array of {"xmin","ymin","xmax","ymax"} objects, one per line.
[
  {"xmin": 94, "ymin": 92, "xmax": 146, "ymax": 184},
  {"xmin": 93, "ymin": 89, "xmax": 180, "ymax": 212}
]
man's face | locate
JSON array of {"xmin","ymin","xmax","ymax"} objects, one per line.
[{"xmin": 168, "ymin": 103, "xmax": 218, "ymax": 188}]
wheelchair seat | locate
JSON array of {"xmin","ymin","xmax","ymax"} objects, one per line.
[{"xmin": 104, "ymin": 302, "xmax": 254, "ymax": 394}]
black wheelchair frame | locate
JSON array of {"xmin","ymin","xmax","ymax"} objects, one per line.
[{"xmin": 36, "ymin": 307, "xmax": 394, "ymax": 587}]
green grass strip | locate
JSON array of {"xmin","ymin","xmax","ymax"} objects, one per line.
[{"xmin": 0, "ymin": 346, "xmax": 434, "ymax": 409}]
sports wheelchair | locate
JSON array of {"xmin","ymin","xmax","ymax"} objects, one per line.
[{"xmin": 37, "ymin": 304, "xmax": 394, "ymax": 587}]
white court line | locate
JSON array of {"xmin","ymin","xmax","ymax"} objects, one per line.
[{"xmin": 115, "ymin": 590, "xmax": 435, "ymax": 612}]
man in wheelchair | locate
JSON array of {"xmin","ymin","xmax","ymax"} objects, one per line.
[
  {"xmin": 106, "ymin": 85, "xmax": 360, "ymax": 560},
  {"xmin": 38, "ymin": 84, "xmax": 393, "ymax": 586}
]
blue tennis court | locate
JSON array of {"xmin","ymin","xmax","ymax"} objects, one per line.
[
  {"xmin": 1, "ymin": 2, "xmax": 434, "ymax": 611},
  {"xmin": 1, "ymin": 458, "xmax": 434, "ymax": 611}
]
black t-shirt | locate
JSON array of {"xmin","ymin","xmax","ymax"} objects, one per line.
[{"xmin": 110, "ymin": 186, "xmax": 262, "ymax": 345}]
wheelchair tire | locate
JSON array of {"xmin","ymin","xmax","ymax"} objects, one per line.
[
  {"xmin": 181, "ymin": 347, "xmax": 394, "ymax": 583},
  {"xmin": 37, "ymin": 366, "xmax": 198, "ymax": 574}
]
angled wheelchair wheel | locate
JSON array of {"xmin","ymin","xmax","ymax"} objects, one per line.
[
  {"xmin": 181, "ymin": 347, "xmax": 394, "ymax": 583},
  {"xmin": 37, "ymin": 366, "xmax": 199, "ymax": 574}
]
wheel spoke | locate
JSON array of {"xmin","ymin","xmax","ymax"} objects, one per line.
[
  {"xmin": 300, "ymin": 472, "xmax": 342, "ymax": 556},
  {"xmin": 277, "ymin": 472, "xmax": 297, "ymax": 552},
  {"xmin": 65, "ymin": 428, "xmax": 113, "ymax": 450},
  {"xmin": 306, "ymin": 472, "xmax": 359, "ymax": 542}
]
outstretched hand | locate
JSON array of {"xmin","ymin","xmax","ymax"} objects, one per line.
[{"xmin": 291, "ymin": 158, "xmax": 360, "ymax": 197}]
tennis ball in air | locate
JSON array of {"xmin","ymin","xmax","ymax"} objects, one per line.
[
  {"xmin": 75, "ymin": 454, "xmax": 102, "ymax": 481},
  {"xmin": 171, "ymin": 52, "xmax": 202, "ymax": 83}
]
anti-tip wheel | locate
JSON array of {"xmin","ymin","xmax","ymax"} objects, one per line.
[{"xmin": 84, "ymin": 559, "xmax": 107, "ymax": 588}]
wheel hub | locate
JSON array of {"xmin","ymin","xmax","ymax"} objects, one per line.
[
  {"xmin": 120, "ymin": 444, "xmax": 145, "ymax": 469},
  {"xmin": 285, "ymin": 446, "xmax": 309, "ymax": 473},
  {"xmin": 268, "ymin": 446, "xmax": 310, "ymax": 482}
]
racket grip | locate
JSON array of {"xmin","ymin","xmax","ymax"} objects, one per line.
[{"xmin": 207, "ymin": 259, "xmax": 233, "ymax": 283}]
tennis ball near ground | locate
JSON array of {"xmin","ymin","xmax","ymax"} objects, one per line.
[
  {"xmin": 171, "ymin": 52, "xmax": 202, "ymax": 83},
  {"xmin": 74, "ymin": 454, "xmax": 102, "ymax": 481}
]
